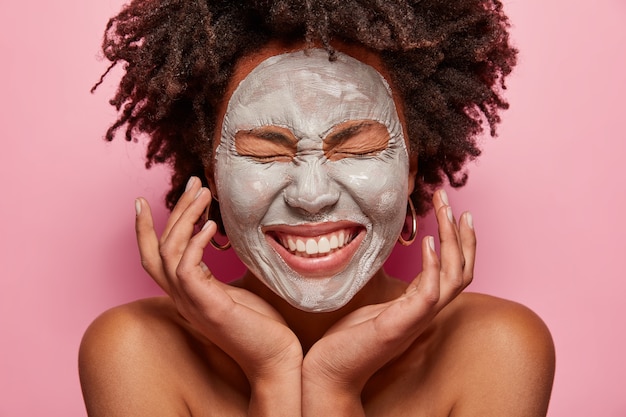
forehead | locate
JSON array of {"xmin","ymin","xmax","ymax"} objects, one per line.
[{"xmin": 223, "ymin": 49, "xmax": 398, "ymax": 136}]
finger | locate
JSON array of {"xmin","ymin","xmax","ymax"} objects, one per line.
[
  {"xmin": 393, "ymin": 236, "xmax": 441, "ymax": 316},
  {"xmin": 135, "ymin": 197, "xmax": 169, "ymax": 293},
  {"xmin": 374, "ymin": 236, "xmax": 441, "ymax": 342},
  {"xmin": 168, "ymin": 219, "xmax": 234, "ymax": 317},
  {"xmin": 458, "ymin": 211, "xmax": 476, "ymax": 287},
  {"xmin": 175, "ymin": 221, "xmax": 282, "ymax": 346},
  {"xmin": 160, "ymin": 176, "xmax": 204, "ymax": 243},
  {"xmin": 410, "ymin": 235, "xmax": 441, "ymax": 306},
  {"xmin": 435, "ymin": 201, "xmax": 466, "ymax": 300},
  {"xmin": 159, "ymin": 187, "xmax": 212, "ymax": 278},
  {"xmin": 175, "ymin": 220, "xmax": 225, "ymax": 307},
  {"xmin": 433, "ymin": 188, "xmax": 449, "ymax": 214},
  {"xmin": 434, "ymin": 189, "xmax": 463, "ymax": 249},
  {"xmin": 177, "ymin": 220, "xmax": 217, "ymax": 283}
]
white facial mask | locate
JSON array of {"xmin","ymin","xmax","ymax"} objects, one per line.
[{"xmin": 215, "ymin": 49, "xmax": 409, "ymax": 312}]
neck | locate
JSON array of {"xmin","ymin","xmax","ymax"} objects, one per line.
[{"xmin": 239, "ymin": 269, "xmax": 406, "ymax": 352}]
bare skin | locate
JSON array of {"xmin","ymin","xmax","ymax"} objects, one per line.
[
  {"xmin": 80, "ymin": 297, "xmax": 554, "ymax": 417},
  {"xmin": 79, "ymin": 41, "xmax": 555, "ymax": 416},
  {"xmin": 79, "ymin": 187, "xmax": 554, "ymax": 416}
]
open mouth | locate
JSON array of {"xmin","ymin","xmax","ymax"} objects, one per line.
[
  {"xmin": 272, "ymin": 228, "xmax": 359, "ymax": 258},
  {"xmin": 263, "ymin": 223, "xmax": 366, "ymax": 277}
]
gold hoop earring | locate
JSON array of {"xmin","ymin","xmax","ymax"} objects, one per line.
[
  {"xmin": 205, "ymin": 201, "xmax": 231, "ymax": 251},
  {"xmin": 210, "ymin": 236, "xmax": 231, "ymax": 251},
  {"xmin": 398, "ymin": 199, "xmax": 417, "ymax": 246}
]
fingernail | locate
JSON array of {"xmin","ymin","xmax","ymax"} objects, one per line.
[
  {"xmin": 427, "ymin": 236, "xmax": 435, "ymax": 251},
  {"xmin": 446, "ymin": 206, "xmax": 454, "ymax": 223},
  {"xmin": 465, "ymin": 212, "xmax": 474, "ymax": 229},
  {"xmin": 201, "ymin": 220, "xmax": 213, "ymax": 231},
  {"xmin": 194, "ymin": 187, "xmax": 204, "ymax": 200},
  {"xmin": 185, "ymin": 177, "xmax": 195, "ymax": 192},
  {"xmin": 440, "ymin": 189, "xmax": 449, "ymax": 205},
  {"xmin": 134, "ymin": 199, "xmax": 142, "ymax": 216}
]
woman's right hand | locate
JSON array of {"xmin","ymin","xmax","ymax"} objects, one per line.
[{"xmin": 134, "ymin": 177, "xmax": 302, "ymax": 413}]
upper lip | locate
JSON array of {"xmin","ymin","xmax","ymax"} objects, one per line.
[{"xmin": 262, "ymin": 221, "xmax": 363, "ymax": 237}]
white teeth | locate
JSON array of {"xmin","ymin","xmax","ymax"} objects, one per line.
[
  {"xmin": 305, "ymin": 239, "xmax": 318, "ymax": 255},
  {"xmin": 318, "ymin": 237, "xmax": 331, "ymax": 254},
  {"xmin": 277, "ymin": 229, "xmax": 355, "ymax": 257}
]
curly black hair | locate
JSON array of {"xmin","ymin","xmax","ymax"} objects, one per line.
[{"xmin": 94, "ymin": 0, "xmax": 516, "ymax": 220}]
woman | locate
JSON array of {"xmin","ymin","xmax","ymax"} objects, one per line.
[{"xmin": 80, "ymin": 0, "xmax": 555, "ymax": 415}]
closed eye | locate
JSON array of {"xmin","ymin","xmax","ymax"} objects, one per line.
[
  {"xmin": 323, "ymin": 120, "xmax": 390, "ymax": 161},
  {"xmin": 235, "ymin": 126, "xmax": 298, "ymax": 162}
]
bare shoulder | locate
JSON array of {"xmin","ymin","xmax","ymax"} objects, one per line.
[
  {"xmin": 79, "ymin": 298, "xmax": 189, "ymax": 368},
  {"xmin": 78, "ymin": 297, "xmax": 247, "ymax": 417},
  {"xmin": 79, "ymin": 298, "xmax": 193, "ymax": 416},
  {"xmin": 79, "ymin": 297, "xmax": 187, "ymax": 368},
  {"xmin": 439, "ymin": 292, "xmax": 556, "ymax": 417}
]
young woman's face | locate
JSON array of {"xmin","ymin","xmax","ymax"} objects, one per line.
[{"xmin": 213, "ymin": 46, "xmax": 412, "ymax": 312}]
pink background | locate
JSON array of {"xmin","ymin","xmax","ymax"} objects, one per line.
[{"xmin": 1, "ymin": 1, "xmax": 625, "ymax": 415}]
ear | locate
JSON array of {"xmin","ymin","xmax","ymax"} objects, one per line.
[
  {"xmin": 204, "ymin": 165, "xmax": 218, "ymax": 200},
  {"xmin": 407, "ymin": 152, "xmax": 418, "ymax": 197}
]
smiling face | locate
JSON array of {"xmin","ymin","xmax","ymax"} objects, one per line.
[{"xmin": 213, "ymin": 47, "xmax": 411, "ymax": 312}]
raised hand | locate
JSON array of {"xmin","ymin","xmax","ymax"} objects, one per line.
[
  {"xmin": 302, "ymin": 189, "xmax": 476, "ymax": 416},
  {"xmin": 134, "ymin": 177, "xmax": 302, "ymax": 415}
]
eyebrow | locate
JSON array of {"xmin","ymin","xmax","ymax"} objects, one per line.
[
  {"xmin": 244, "ymin": 129, "xmax": 298, "ymax": 147},
  {"xmin": 325, "ymin": 122, "xmax": 374, "ymax": 143}
]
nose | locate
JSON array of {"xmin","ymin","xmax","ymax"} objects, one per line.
[{"xmin": 284, "ymin": 159, "xmax": 340, "ymax": 214}]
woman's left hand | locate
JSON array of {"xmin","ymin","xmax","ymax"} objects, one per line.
[{"xmin": 301, "ymin": 190, "xmax": 476, "ymax": 415}]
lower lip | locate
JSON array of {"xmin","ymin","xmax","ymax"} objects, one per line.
[{"xmin": 266, "ymin": 230, "xmax": 366, "ymax": 278}]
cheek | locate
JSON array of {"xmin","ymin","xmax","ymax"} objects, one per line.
[
  {"xmin": 378, "ymin": 188, "xmax": 407, "ymax": 213},
  {"xmin": 359, "ymin": 182, "xmax": 407, "ymax": 228},
  {"xmin": 215, "ymin": 158, "xmax": 289, "ymax": 225},
  {"xmin": 330, "ymin": 158, "xmax": 409, "ymax": 217}
]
